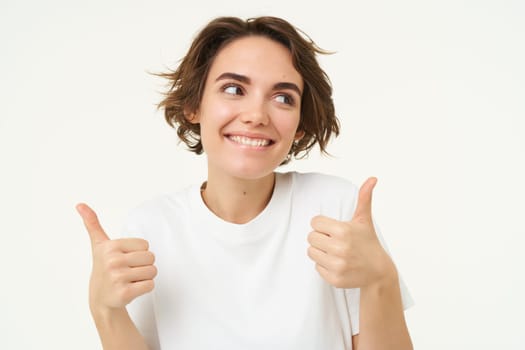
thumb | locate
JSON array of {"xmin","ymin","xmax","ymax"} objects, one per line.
[
  {"xmin": 352, "ymin": 177, "xmax": 377, "ymax": 222},
  {"xmin": 76, "ymin": 203, "xmax": 110, "ymax": 246}
]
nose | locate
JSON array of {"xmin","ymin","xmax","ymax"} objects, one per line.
[{"xmin": 240, "ymin": 98, "xmax": 269, "ymax": 126}]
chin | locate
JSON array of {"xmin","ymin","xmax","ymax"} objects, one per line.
[
  {"xmin": 227, "ymin": 159, "xmax": 284, "ymax": 181},
  {"xmin": 230, "ymin": 167, "xmax": 275, "ymax": 181},
  {"xmin": 206, "ymin": 150, "xmax": 289, "ymax": 181}
]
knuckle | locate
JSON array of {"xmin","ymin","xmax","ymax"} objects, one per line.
[
  {"xmin": 109, "ymin": 270, "xmax": 125, "ymax": 284},
  {"xmin": 94, "ymin": 242, "xmax": 112, "ymax": 256},
  {"xmin": 149, "ymin": 265, "xmax": 158, "ymax": 278},
  {"xmin": 118, "ymin": 287, "xmax": 134, "ymax": 304},
  {"xmin": 104, "ymin": 240, "xmax": 120, "ymax": 252},
  {"xmin": 333, "ymin": 224, "xmax": 349, "ymax": 237},
  {"xmin": 333, "ymin": 258, "xmax": 348, "ymax": 274},
  {"xmin": 307, "ymin": 231, "xmax": 314, "ymax": 244},
  {"xmin": 330, "ymin": 274, "xmax": 346, "ymax": 288},
  {"xmin": 306, "ymin": 246, "xmax": 316, "ymax": 259},
  {"xmin": 316, "ymin": 265, "xmax": 327, "ymax": 279},
  {"xmin": 335, "ymin": 241, "xmax": 352, "ymax": 257},
  {"xmin": 333, "ymin": 244, "xmax": 346, "ymax": 257},
  {"xmin": 144, "ymin": 280, "xmax": 155, "ymax": 293},
  {"xmin": 316, "ymin": 265, "xmax": 345, "ymax": 288},
  {"xmin": 106, "ymin": 256, "xmax": 122, "ymax": 270},
  {"xmin": 315, "ymin": 263, "xmax": 321, "ymax": 273}
]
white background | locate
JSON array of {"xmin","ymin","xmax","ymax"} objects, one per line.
[{"xmin": 2, "ymin": 0, "xmax": 524, "ymax": 349}]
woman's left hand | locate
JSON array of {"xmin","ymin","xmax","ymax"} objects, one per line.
[{"xmin": 307, "ymin": 177, "xmax": 397, "ymax": 289}]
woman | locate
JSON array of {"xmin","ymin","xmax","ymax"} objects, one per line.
[{"xmin": 77, "ymin": 16, "xmax": 413, "ymax": 349}]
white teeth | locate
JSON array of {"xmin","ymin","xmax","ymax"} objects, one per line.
[{"xmin": 229, "ymin": 135, "xmax": 270, "ymax": 147}]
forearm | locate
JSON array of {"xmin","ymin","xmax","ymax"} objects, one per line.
[
  {"xmin": 356, "ymin": 267, "xmax": 412, "ymax": 350},
  {"xmin": 91, "ymin": 307, "xmax": 150, "ymax": 350}
]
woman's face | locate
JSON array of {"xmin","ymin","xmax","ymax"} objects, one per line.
[{"xmin": 190, "ymin": 35, "xmax": 304, "ymax": 181}]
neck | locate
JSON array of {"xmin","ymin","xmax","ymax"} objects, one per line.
[{"xmin": 201, "ymin": 172, "xmax": 276, "ymax": 224}]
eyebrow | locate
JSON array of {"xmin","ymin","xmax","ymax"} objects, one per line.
[{"xmin": 215, "ymin": 72, "xmax": 302, "ymax": 96}]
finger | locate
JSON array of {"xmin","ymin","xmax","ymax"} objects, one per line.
[
  {"xmin": 307, "ymin": 245, "xmax": 336, "ymax": 270},
  {"xmin": 113, "ymin": 238, "xmax": 150, "ymax": 253},
  {"xmin": 309, "ymin": 230, "xmax": 355, "ymax": 259},
  {"xmin": 315, "ymin": 264, "xmax": 336, "ymax": 285},
  {"xmin": 315, "ymin": 263, "xmax": 330, "ymax": 279},
  {"xmin": 76, "ymin": 203, "xmax": 110, "ymax": 245},
  {"xmin": 315, "ymin": 264, "xmax": 348, "ymax": 289},
  {"xmin": 307, "ymin": 231, "xmax": 333, "ymax": 253},
  {"xmin": 129, "ymin": 279, "xmax": 155, "ymax": 298},
  {"xmin": 125, "ymin": 251, "xmax": 155, "ymax": 267},
  {"xmin": 127, "ymin": 265, "xmax": 158, "ymax": 282},
  {"xmin": 119, "ymin": 279, "xmax": 156, "ymax": 306},
  {"xmin": 352, "ymin": 177, "xmax": 377, "ymax": 222},
  {"xmin": 310, "ymin": 215, "xmax": 348, "ymax": 238}
]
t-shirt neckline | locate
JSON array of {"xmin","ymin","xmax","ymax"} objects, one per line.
[{"xmin": 188, "ymin": 172, "xmax": 293, "ymax": 243}]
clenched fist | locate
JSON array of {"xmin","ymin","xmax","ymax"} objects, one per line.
[
  {"xmin": 77, "ymin": 203, "xmax": 157, "ymax": 313},
  {"xmin": 307, "ymin": 177, "xmax": 397, "ymax": 289}
]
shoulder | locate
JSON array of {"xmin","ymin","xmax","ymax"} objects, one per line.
[
  {"xmin": 281, "ymin": 171, "xmax": 359, "ymax": 220},
  {"xmin": 287, "ymin": 171, "xmax": 358, "ymax": 198},
  {"xmin": 121, "ymin": 185, "xmax": 196, "ymax": 234}
]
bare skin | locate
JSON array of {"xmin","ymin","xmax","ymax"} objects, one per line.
[{"xmin": 201, "ymin": 171, "xmax": 275, "ymax": 224}]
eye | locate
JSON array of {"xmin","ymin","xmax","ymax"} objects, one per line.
[
  {"xmin": 222, "ymin": 84, "xmax": 244, "ymax": 96},
  {"xmin": 274, "ymin": 93, "xmax": 295, "ymax": 106}
]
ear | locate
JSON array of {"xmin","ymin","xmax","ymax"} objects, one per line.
[
  {"xmin": 294, "ymin": 129, "xmax": 305, "ymax": 141},
  {"xmin": 184, "ymin": 107, "xmax": 200, "ymax": 124}
]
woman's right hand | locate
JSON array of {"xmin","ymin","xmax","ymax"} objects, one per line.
[{"xmin": 76, "ymin": 203, "xmax": 157, "ymax": 314}]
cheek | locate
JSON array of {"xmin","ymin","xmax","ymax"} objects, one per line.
[
  {"xmin": 275, "ymin": 114, "xmax": 301, "ymax": 138},
  {"xmin": 198, "ymin": 107, "xmax": 226, "ymax": 131},
  {"xmin": 200, "ymin": 99, "xmax": 236, "ymax": 125},
  {"xmin": 198, "ymin": 102, "xmax": 238, "ymax": 149}
]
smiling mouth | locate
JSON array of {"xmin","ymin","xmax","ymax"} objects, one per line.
[{"xmin": 227, "ymin": 135, "xmax": 274, "ymax": 147}]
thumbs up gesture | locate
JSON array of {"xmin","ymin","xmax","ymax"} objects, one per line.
[
  {"xmin": 307, "ymin": 177, "xmax": 396, "ymax": 289},
  {"xmin": 76, "ymin": 203, "xmax": 157, "ymax": 312}
]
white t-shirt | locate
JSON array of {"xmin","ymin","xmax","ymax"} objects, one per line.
[{"xmin": 122, "ymin": 171, "xmax": 413, "ymax": 350}]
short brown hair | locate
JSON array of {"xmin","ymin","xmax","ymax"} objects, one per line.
[{"xmin": 157, "ymin": 16, "xmax": 340, "ymax": 164}]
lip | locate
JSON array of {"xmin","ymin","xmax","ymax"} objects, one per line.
[{"xmin": 224, "ymin": 132, "xmax": 275, "ymax": 148}]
